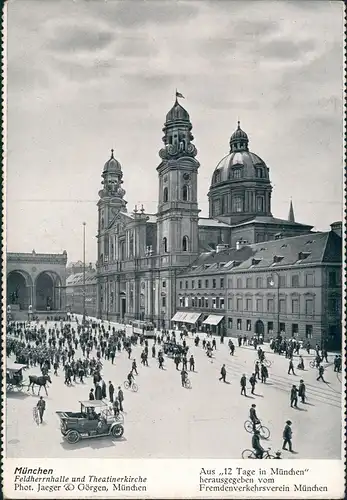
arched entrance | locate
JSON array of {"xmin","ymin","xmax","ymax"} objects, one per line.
[
  {"xmin": 255, "ymin": 320, "xmax": 265, "ymax": 338},
  {"xmin": 35, "ymin": 272, "xmax": 61, "ymax": 311},
  {"xmin": 7, "ymin": 271, "xmax": 32, "ymax": 310}
]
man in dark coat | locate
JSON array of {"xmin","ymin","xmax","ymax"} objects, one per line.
[
  {"xmin": 261, "ymin": 364, "xmax": 268, "ymax": 383},
  {"xmin": 282, "ymin": 420, "xmax": 293, "ymax": 452},
  {"xmin": 249, "ymin": 373, "xmax": 257, "ymax": 394},
  {"xmin": 95, "ymin": 383, "xmax": 102, "ymax": 400},
  {"xmin": 290, "ymin": 385, "xmax": 298, "ymax": 408},
  {"xmin": 240, "ymin": 374, "xmax": 247, "ymax": 396},
  {"xmin": 317, "ymin": 365, "xmax": 326, "ymax": 382},
  {"xmin": 219, "ymin": 364, "xmax": 226, "ymax": 383},
  {"xmin": 101, "ymin": 380, "xmax": 107, "ymax": 399},
  {"xmin": 89, "ymin": 388, "xmax": 95, "ymax": 400},
  {"xmin": 117, "ymin": 386, "xmax": 124, "ymax": 411},
  {"xmin": 108, "ymin": 381, "xmax": 115, "ymax": 403},
  {"xmin": 288, "ymin": 359, "xmax": 295, "ymax": 375},
  {"xmin": 298, "ymin": 380, "xmax": 306, "ymax": 403}
]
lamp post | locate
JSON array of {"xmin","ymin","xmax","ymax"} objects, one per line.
[
  {"xmin": 269, "ymin": 271, "xmax": 280, "ymax": 338},
  {"xmin": 82, "ymin": 222, "xmax": 86, "ymax": 328}
]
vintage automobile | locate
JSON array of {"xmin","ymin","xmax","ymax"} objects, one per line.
[
  {"xmin": 56, "ymin": 400, "xmax": 124, "ymax": 444},
  {"xmin": 6, "ymin": 362, "xmax": 27, "ymax": 392}
]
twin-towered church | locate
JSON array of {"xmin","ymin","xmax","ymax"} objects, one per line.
[{"xmin": 96, "ymin": 97, "xmax": 312, "ymax": 327}]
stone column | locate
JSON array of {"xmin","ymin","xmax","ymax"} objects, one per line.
[{"xmin": 115, "ymin": 279, "xmax": 120, "ymax": 319}]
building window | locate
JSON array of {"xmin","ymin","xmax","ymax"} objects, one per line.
[
  {"xmin": 228, "ymin": 318, "xmax": 233, "ymax": 329},
  {"xmin": 162, "ymin": 281, "xmax": 166, "ymax": 288},
  {"xmin": 182, "ymin": 185, "xmax": 188, "ymax": 201},
  {"xmin": 256, "ymin": 167, "xmax": 264, "ymax": 178},
  {"xmin": 291, "ymin": 275, "xmax": 299, "ymax": 287},
  {"xmin": 291, "ymin": 298, "xmax": 299, "ymax": 314},
  {"xmin": 305, "ymin": 299, "xmax": 314, "ymax": 316},
  {"xmin": 212, "ymin": 199, "xmax": 220, "ymax": 216},
  {"xmin": 256, "ymin": 299, "xmax": 263, "ymax": 312},
  {"xmin": 184, "ymin": 296, "xmax": 189, "ymax": 307},
  {"xmin": 233, "ymin": 168, "xmax": 242, "ymax": 179},
  {"xmin": 292, "ymin": 324, "xmax": 299, "ymax": 337},
  {"xmin": 267, "ymin": 321, "xmax": 274, "ymax": 334},
  {"xmin": 328, "ymin": 297, "xmax": 341, "ymax": 314},
  {"xmin": 179, "ymin": 297, "xmax": 184, "ymax": 307},
  {"xmin": 192, "ymin": 297, "xmax": 196, "ymax": 307},
  {"xmin": 232, "ymin": 195, "xmax": 243, "ymax": 213},
  {"xmin": 163, "ymin": 187, "xmax": 168, "ymax": 202},
  {"xmin": 279, "ymin": 322, "xmax": 286, "ymax": 333},
  {"xmin": 246, "ymin": 320, "xmax": 252, "ymax": 331},
  {"xmin": 328, "ymin": 271, "xmax": 337, "ymax": 287},
  {"xmin": 182, "ymin": 236, "xmax": 189, "ymax": 252},
  {"xmin": 279, "ymin": 275, "xmax": 286, "ymax": 287},
  {"xmin": 236, "ymin": 298, "xmax": 242, "ymax": 311},
  {"xmin": 228, "ymin": 279, "xmax": 232, "ymax": 288},
  {"xmin": 205, "ymin": 297, "xmax": 209, "ymax": 308},
  {"xmin": 214, "ymin": 171, "xmax": 221, "ymax": 184},
  {"xmin": 256, "ymin": 196, "xmax": 264, "ymax": 212},
  {"xmin": 246, "ymin": 278, "xmax": 252, "ymax": 289},
  {"xmin": 205, "ymin": 279, "xmax": 209, "ymax": 288},
  {"xmin": 179, "ymin": 281, "xmax": 182, "ymax": 289},
  {"xmin": 220, "ymin": 298, "xmax": 225, "ymax": 309},
  {"xmin": 212, "ymin": 298, "xmax": 216, "ymax": 309},
  {"xmin": 162, "ymin": 296, "xmax": 166, "ymax": 307},
  {"xmin": 163, "ymin": 237, "xmax": 168, "ymax": 253},
  {"xmin": 279, "ymin": 298, "xmax": 286, "ymax": 313},
  {"xmin": 220, "ymin": 278, "xmax": 224, "ymax": 289},
  {"xmin": 305, "ymin": 325, "xmax": 313, "ymax": 339},
  {"xmin": 212, "ymin": 279, "xmax": 216, "ymax": 289},
  {"xmin": 198, "ymin": 297, "xmax": 202, "ymax": 308},
  {"xmin": 198, "ymin": 280, "xmax": 202, "ymax": 289},
  {"xmin": 305, "ymin": 273, "xmax": 314, "ymax": 287},
  {"xmin": 192, "ymin": 280, "xmax": 195, "ymax": 289},
  {"xmin": 228, "ymin": 297, "xmax": 232, "ymax": 309},
  {"xmin": 256, "ymin": 277, "xmax": 262, "ymax": 288},
  {"xmin": 185, "ymin": 280, "xmax": 188, "ymax": 289},
  {"xmin": 236, "ymin": 278, "xmax": 242, "ymax": 289},
  {"xmin": 246, "ymin": 298, "xmax": 252, "ymax": 311},
  {"xmin": 237, "ymin": 319, "xmax": 242, "ymax": 330},
  {"xmin": 267, "ymin": 298, "xmax": 274, "ymax": 312}
]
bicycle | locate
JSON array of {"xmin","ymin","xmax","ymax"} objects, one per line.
[
  {"xmin": 244, "ymin": 420, "xmax": 270, "ymax": 439},
  {"xmin": 241, "ymin": 447, "xmax": 275, "ymax": 459},
  {"xmin": 309, "ymin": 359, "xmax": 322, "ymax": 369},
  {"xmin": 124, "ymin": 380, "xmax": 138, "ymax": 392}
]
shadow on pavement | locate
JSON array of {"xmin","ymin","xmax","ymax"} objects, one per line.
[
  {"xmin": 6, "ymin": 391, "xmax": 31, "ymax": 399},
  {"xmin": 60, "ymin": 436, "xmax": 127, "ymax": 451}
]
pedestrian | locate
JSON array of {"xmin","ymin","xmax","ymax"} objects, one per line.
[
  {"xmin": 255, "ymin": 361, "xmax": 260, "ymax": 380},
  {"xmin": 298, "ymin": 380, "xmax": 306, "ymax": 403},
  {"xmin": 229, "ymin": 341, "xmax": 235, "ymax": 356},
  {"xmin": 288, "ymin": 359, "xmax": 295, "ymax": 375},
  {"xmin": 108, "ymin": 381, "xmax": 114, "ymax": 403},
  {"xmin": 89, "ymin": 388, "xmax": 95, "ymax": 400},
  {"xmin": 101, "ymin": 379, "xmax": 107, "ymax": 399},
  {"xmin": 219, "ymin": 364, "xmax": 226, "ymax": 383},
  {"xmin": 282, "ymin": 420, "xmax": 293, "ymax": 452},
  {"xmin": 36, "ymin": 396, "xmax": 46, "ymax": 424},
  {"xmin": 317, "ymin": 365, "xmax": 325, "ymax": 382},
  {"xmin": 240, "ymin": 374, "xmax": 247, "ymax": 396},
  {"xmin": 249, "ymin": 373, "xmax": 257, "ymax": 394},
  {"xmin": 117, "ymin": 386, "xmax": 124, "ymax": 411},
  {"xmin": 189, "ymin": 355, "xmax": 195, "ymax": 371},
  {"xmin": 132, "ymin": 359, "xmax": 138, "ymax": 375},
  {"xmin": 152, "ymin": 345, "xmax": 156, "ymax": 358},
  {"xmin": 297, "ymin": 356, "xmax": 304, "ymax": 370},
  {"xmin": 113, "ymin": 397, "xmax": 120, "ymax": 417},
  {"xmin": 333, "ymin": 355, "xmax": 339, "ymax": 372},
  {"xmin": 290, "ymin": 385, "xmax": 298, "ymax": 408},
  {"xmin": 95, "ymin": 383, "xmax": 102, "ymax": 400},
  {"xmin": 260, "ymin": 364, "xmax": 268, "ymax": 383}
]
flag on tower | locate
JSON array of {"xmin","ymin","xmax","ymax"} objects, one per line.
[{"xmin": 176, "ymin": 91, "xmax": 185, "ymax": 99}]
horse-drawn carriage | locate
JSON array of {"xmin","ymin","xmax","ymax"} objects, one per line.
[{"xmin": 6, "ymin": 362, "xmax": 27, "ymax": 392}]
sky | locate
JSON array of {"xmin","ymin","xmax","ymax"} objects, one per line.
[{"xmin": 6, "ymin": 0, "xmax": 344, "ymax": 263}]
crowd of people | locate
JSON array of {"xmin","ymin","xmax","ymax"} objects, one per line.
[{"xmin": 6, "ymin": 315, "xmax": 340, "ymax": 458}]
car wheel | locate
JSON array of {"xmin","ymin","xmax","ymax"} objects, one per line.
[
  {"xmin": 66, "ymin": 430, "xmax": 80, "ymax": 444},
  {"xmin": 111, "ymin": 425, "xmax": 124, "ymax": 438}
]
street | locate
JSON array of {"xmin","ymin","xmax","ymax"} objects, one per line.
[{"xmin": 6, "ymin": 320, "xmax": 342, "ymax": 460}]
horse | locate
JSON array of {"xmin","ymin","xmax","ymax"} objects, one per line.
[{"xmin": 28, "ymin": 375, "xmax": 52, "ymax": 395}]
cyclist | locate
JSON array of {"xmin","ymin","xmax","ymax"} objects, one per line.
[
  {"xmin": 252, "ymin": 430, "xmax": 264, "ymax": 459},
  {"xmin": 181, "ymin": 368, "xmax": 188, "ymax": 387},
  {"xmin": 127, "ymin": 371, "xmax": 134, "ymax": 387},
  {"xmin": 250, "ymin": 404, "xmax": 260, "ymax": 431}
]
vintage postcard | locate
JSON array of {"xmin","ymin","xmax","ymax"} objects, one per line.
[{"xmin": 2, "ymin": 0, "xmax": 345, "ymax": 498}]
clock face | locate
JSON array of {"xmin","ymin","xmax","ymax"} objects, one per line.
[{"xmin": 183, "ymin": 173, "xmax": 190, "ymax": 181}]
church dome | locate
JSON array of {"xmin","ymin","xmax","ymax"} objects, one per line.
[
  {"xmin": 165, "ymin": 100, "xmax": 190, "ymax": 123},
  {"xmin": 103, "ymin": 149, "xmax": 121, "ymax": 173},
  {"xmin": 210, "ymin": 123, "xmax": 269, "ymax": 186}
]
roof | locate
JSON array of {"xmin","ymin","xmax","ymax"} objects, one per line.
[
  {"xmin": 66, "ymin": 272, "xmax": 97, "ymax": 286},
  {"xmin": 230, "ymin": 216, "xmax": 313, "ymax": 229},
  {"xmin": 79, "ymin": 400, "xmax": 109, "ymax": 408},
  {"xmin": 180, "ymin": 231, "xmax": 341, "ymax": 276},
  {"xmin": 198, "ymin": 217, "xmax": 231, "ymax": 228},
  {"xmin": 7, "ymin": 362, "xmax": 28, "ymax": 371}
]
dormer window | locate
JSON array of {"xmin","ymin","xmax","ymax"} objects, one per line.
[
  {"xmin": 214, "ymin": 171, "xmax": 221, "ymax": 184},
  {"xmin": 252, "ymin": 258, "xmax": 261, "ymax": 266},
  {"xmin": 232, "ymin": 168, "xmax": 242, "ymax": 179},
  {"xmin": 256, "ymin": 167, "xmax": 264, "ymax": 178},
  {"xmin": 273, "ymin": 255, "xmax": 284, "ymax": 264},
  {"xmin": 298, "ymin": 251, "xmax": 311, "ymax": 261}
]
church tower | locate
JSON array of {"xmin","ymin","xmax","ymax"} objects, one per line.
[
  {"xmin": 156, "ymin": 97, "xmax": 200, "ymax": 258},
  {"xmin": 97, "ymin": 149, "xmax": 127, "ymax": 265}
]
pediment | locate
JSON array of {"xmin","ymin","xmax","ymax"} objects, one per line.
[{"xmin": 108, "ymin": 209, "xmax": 134, "ymax": 232}]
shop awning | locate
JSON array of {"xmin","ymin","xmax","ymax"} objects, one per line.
[
  {"xmin": 203, "ymin": 314, "xmax": 224, "ymax": 326},
  {"xmin": 180, "ymin": 312, "xmax": 201, "ymax": 324},
  {"xmin": 171, "ymin": 311, "xmax": 185, "ymax": 322}
]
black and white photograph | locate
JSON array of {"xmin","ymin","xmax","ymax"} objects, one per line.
[{"xmin": 3, "ymin": 0, "xmax": 345, "ymax": 496}]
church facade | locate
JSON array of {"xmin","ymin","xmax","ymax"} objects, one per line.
[{"xmin": 96, "ymin": 98, "xmax": 313, "ymax": 328}]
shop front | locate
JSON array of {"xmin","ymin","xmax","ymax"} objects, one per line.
[
  {"xmin": 171, "ymin": 311, "xmax": 201, "ymax": 332},
  {"xmin": 202, "ymin": 314, "xmax": 225, "ymax": 336}
]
